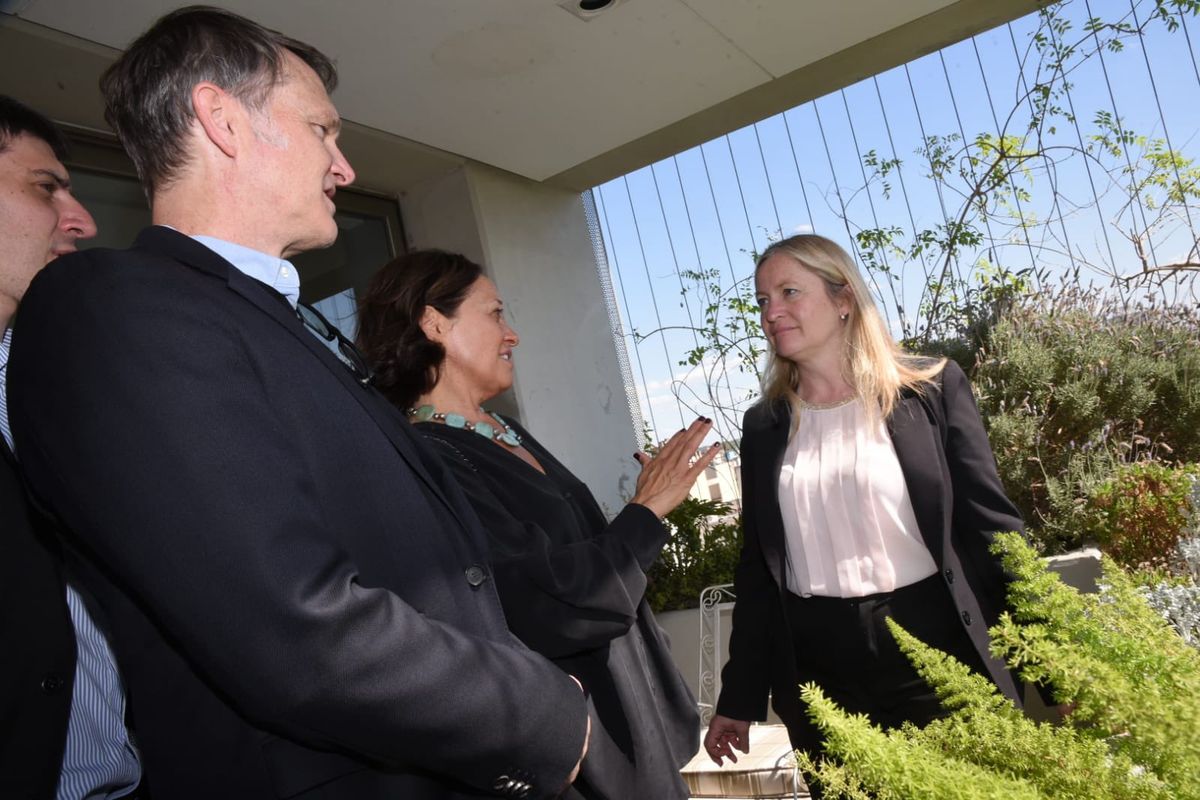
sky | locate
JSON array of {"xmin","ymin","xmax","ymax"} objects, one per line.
[{"xmin": 592, "ymin": 0, "xmax": 1200, "ymax": 447}]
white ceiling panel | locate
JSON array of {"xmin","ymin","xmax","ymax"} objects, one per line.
[
  {"xmin": 680, "ymin": 0, "xmax": 953, "ymax": 78},
  {"xmin": 7, "ymin": 0, "xmax": 1038, "ymax": 185}
]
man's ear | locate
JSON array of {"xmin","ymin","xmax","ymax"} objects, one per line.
[
  {"xmin": 192, "ymin": 82, "xmax": 240, "ymax": 159},
  {"xmin": 419, "ymin": 305, "xmax": 448, "ymax": 343}
]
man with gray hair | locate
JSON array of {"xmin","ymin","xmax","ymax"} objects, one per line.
[{"xmin": 9, "ymin": 7, "xmax": 588, "ymax": 799}]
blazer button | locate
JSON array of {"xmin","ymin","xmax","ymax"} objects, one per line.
[
  {"xmin": 41, "ymin": 674, "xmax": 65, "ymax": 694},
  {"xmin": 961, "ymin": 610, "xmax": 973, "ymax": 626},
  {"xmin": 465, "ymin": 565, "xmax": 488, "ymax": 587},
  {"xmin": 944, "ymin": 568, "xmax": 955, "ymax": 584}
]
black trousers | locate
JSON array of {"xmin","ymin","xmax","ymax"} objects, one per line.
[{"xmin": 780, "ymin": 573, "xmax": 986, "ymax": 758}]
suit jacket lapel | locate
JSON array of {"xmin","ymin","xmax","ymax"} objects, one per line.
[
  {"xmin": 751, "ymin": 401, "xmax": 793, "ymax": 590},
  {"xmin": 887, "ymin": 394, "xmax": 947, "ymax": 564},
  {"xmin": 131, "ymin": 227, "xmax": 474, "ymax": 533},
  {"xmin": 0, "ymin": 434, "xmax": 15, "ymax": 468}
]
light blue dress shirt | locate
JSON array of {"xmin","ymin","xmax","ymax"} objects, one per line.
[
  {"xmin": 190, "ymin": 234, "xmax": 361, "ymax": 368},
  {"xmin": 191, "ymin": 234, "xmax": 301, "ymax": 308},
  {"xmin": 0, "ymin": 327, "xmax": 141, "ymax": 800}
]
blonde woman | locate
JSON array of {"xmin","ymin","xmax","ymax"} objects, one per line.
[{"xmin": 703, "ymin": 235, "xmax": 1023, "ymax": 790}]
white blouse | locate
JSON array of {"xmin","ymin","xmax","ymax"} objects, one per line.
[{"xmin": 778, "ymin": 398, "xmax": 937, "ymax": 598}]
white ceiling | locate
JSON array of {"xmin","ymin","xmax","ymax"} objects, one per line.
[{"xmin": 4, "ymin": 0, "xmax": 1038, "ymax": 188}]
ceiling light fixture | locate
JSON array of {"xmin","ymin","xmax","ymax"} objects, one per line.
[{"xmin": 557, "ymin": 0, "xmax": 628, "ymax": 22}]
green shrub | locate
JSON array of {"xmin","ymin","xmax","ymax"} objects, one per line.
[
  {"xmin": 1081, "ymin": 462, "xmax": 1200, "ymax": 571},
  {"xmin": 973, "ymin": 292, "xmax": 1200, "ymax": 553},
  {"xmin": 798, "ymin": 533, "xmax": 1200, "ymax": 799},
  {"xmin": 1139, "ymin": 481, "xmax": 1200, "ymax": 649},
  {"xmin": 646, "ymin": 498, "xmax": 741, "ymax": 612},
  {"xmin": 1142, "ymin": 535, "xmax": 1200, "ymax": 649}
]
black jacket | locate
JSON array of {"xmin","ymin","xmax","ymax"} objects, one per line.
[
  {"xmin": 0, "ymin": 441, "xmax": 76, "ymax": 800},
  {"xmin": 419, "ymin": 419, "xmax": 700, "ymax": 800},
  {"xmin": 8, "ymin": 226, "xmax": 588, "ymax": 800}
]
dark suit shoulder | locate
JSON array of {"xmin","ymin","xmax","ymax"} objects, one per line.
[
  {"xmin": 937, "ymin": 358, "xmax": 970, "ymax": 394},
  {"xmin": 28, "ymin": 252, "xmax": 206, "ymax": 330},
  {"xmin": 742, "ymin": 398, "xmax": 789, "ymax": 436}
]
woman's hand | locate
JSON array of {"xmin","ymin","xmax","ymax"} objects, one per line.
[
  {"xmin": 704, "ymin": 714, "xmax": 751, "ymax": 766},
  {"xmin": 630, "ymin": 417, "xmax": 721, "ymax": 519}
]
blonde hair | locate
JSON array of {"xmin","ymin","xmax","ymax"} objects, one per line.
[{"xmin": 757, "ymin": 234, "xmax": 944, "ymax": 422}]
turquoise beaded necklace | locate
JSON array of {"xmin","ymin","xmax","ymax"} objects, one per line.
[{"xmin": 407, "ymin": 404, "xmax": 523, "ymax": 447}]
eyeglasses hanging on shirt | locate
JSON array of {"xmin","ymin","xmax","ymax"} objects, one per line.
[{"xmin": 296, "ymin": 301, "xmax": 374, "ymax": 386}]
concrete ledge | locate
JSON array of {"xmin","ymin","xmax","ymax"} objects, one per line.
[{"xmin": 1045, "ymin": 547, "xmax": 1103, "ymax": 593}]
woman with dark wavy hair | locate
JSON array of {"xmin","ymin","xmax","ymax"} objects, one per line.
[{"xmin": 357, "ymin": 249, "xmax": 714, "ymax": 800}]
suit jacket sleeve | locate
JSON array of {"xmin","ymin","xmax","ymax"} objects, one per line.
[
  {"xmin": 714, "ymin": 405, "xmax": 777, "ymax": 722},
  {"xmin": 940, "ymin": 361, "xmax": 1024, "ymax": 609},
  {"xmin": 8, "ymin": 256, "xmax": 586, "ymax": 797},
  {"xmin": 427, "ymin": 434, "xmax": 667, "ymax": 658}
]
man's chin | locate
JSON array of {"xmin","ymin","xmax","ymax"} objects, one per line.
[{"xmin": 283, "ymin": 226, "xmax": 338, "ymax": 258}]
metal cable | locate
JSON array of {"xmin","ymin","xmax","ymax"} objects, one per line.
[
  {"xmin": 752, "ymin": 121, "xmax": 785, "ymax": 239},
  {"xmin": 970, "ymin": 37, "xmax": 1041, "ymax": 270},
  {"xmin": 621, "ymin": 174, "xmax": 689, "ymax": 430},
  {"xmin": 1129, "ymin": 0, "xmax": 1198, "ymax": 252},
  {"xmin": 595, "ymin": 184, "xmax": 663, "ymax": 440},
  {"xmin": 1084, "ymin": 0, "xmax": 1160, "ymax": 268},
  {"xmin": 1044, "ymin": 13, "xmax": 1120, "ymax": 272},
  {"xmin": 1006, "ymin": 20, "xmax": 1080, "ymax": 273},
  {"xmin": 811, "ymin": 98, "xmax": 874, "ymax": 274},
  {"xmin": 723, "ymin": 134, "xmax": 764, "ymax": 259},
  {"xmin": 780, "ymin": 110, "xmax": 818, "ymax": 227},
  {"xmin": 649, "ymin": 162, "xmax": 740, "ymax": 438},
  {"xmin": 840, "ymin": 87, "xmax": 898, "ymax": 282}
]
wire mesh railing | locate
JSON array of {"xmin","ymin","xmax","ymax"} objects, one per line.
[{"xmin": 591, "ymin": 0, "xmax": 1200, "ymax": 448}]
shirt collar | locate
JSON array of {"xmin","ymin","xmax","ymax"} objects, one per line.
[{"xmin": 189, "ymin": 234, "xmax": 301, "ymax": 308}]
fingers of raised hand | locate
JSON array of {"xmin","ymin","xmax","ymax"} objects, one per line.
[
  {"xmin": 655, "ymin": 417, "xmax": 712, "ymax": 469},
  {"xmin": 687, "ymin": 439, "xmax": 722, "ymax": 478}
]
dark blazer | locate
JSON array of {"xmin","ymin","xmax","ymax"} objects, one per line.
[
  {"xmin": 8, "ymin": 226, "xmax": 587, "ymax": 800},
  {"xmin": 0, "ymin": 441, "xmax": 76, "ymax": 799},
  {"xmin": 419, "ymin": 420, "xmax": 700, "ymax": 800},
  {"xmin": 715, "ymin": 361, "xmax": 1023, "ymax": 738}
]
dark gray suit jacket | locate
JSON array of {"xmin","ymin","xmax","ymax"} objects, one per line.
[
  {"xmin": 9, "ymin": 226, "xmax": 587, "ymax": 800},
  {"xmin": 715, "ymin": 361, "xmax": 1023, "ymax": 738}
]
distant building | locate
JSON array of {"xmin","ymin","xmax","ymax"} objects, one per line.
[{"xmin": 689, "ymin": 446, "xmax": 742, "ymax": 518}]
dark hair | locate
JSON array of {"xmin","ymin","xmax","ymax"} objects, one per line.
[
  {"xmin": 356, "ymin": 250, "xmax": 485, "ymax": 409},
  {"xmin": 99, "ymin": 5, "xmax": 338, "ymax": 195},
  {"xmin": 0, "ymin": 95, "xmax": 69, "ymax": 160}
]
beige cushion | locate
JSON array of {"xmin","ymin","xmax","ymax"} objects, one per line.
[{"xmin": 681, "ymin": 724, "xmax": 808, "ymax": 798}]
